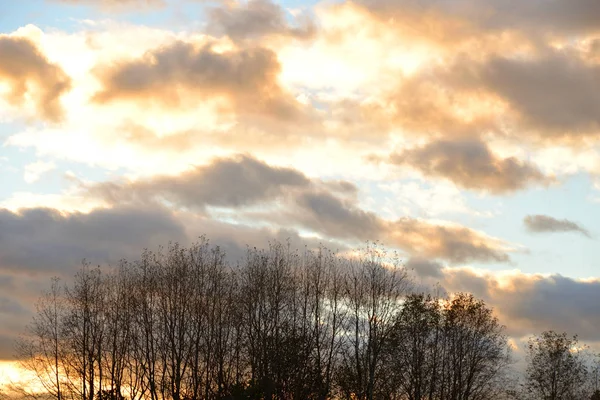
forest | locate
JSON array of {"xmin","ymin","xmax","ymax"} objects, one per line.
[{"xmin": 10, "ymin": 239, "xmax": 600, "ymax": 400}]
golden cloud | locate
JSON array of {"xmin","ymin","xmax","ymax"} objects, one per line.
[
  {"xmin": 93, "ymin": 40, "xmax": 308, "ymax": 123},
  {"xmin": 0, "ymin": 36, "xmax": 71, "ymax": 122}
]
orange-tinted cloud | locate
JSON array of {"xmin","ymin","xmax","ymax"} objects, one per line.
[
  {"xmin": 0, "ymin": 36, "xmax": 71, "ymax": 122},
  {"xmin": 206, "ymin": 0, "xmax": 316, "ymax": 42},
  {"xmin": 292, "ymin": 190, "xmax": 511, "ymax": 263},
  {"xmin": 51, "ymin": 0, "xmax": 164, "ymax": 11},
  {"xmin": 446, "ymin": 51, "xmax": 600, "ymax": 138},
  {"xmin": 352, "ymin": 0, "xmax": 600, "ymax": 43},
  {"xmin": 93, "ymin": 41, "xmax": 307, "ymax": 122},
  {"xmin": 385, "ymin": 139, "xmax": 552, "ymax": 193}
]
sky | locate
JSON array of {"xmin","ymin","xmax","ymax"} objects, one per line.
[{"xmin": 1, "ymin": 0, "xmax": 600, "ymax": 372}]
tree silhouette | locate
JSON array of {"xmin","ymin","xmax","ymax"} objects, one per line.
[
  {"xmin": 16, "ymin": 239, "xmax": 517, "ymax": 400},
  {"xmin": 524, "ymin": 331, "xmax": 588, "ymax": 400}
]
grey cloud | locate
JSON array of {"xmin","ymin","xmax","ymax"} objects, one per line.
[
  {"xmin": 292, "ymin": 190, "xmax": 511, "ymax": 264},
  {"xmin": 0, "ymin": 332, "xmax": 18, "ymax": 359},
  {"xmin": 490, "ymin": 0, "xmax": 600, "ymax": 37},
  {"xmin": 295, "ymin": 191, "xmax": 383, "ymax": 241},
  {"xmin": 83, "ymin": 154, "xmax": 512, "ymax": 266},
  {"xmin": 93, "ymin": 41, "xmax": 304, "ymax": 121},
  {"xmin": 207, "ymin": 0, "xmax": 315, "ymax": 42},
  {"xmin": 524, "ymin": 214, "xmax": 591, "ymax": 237},
  {"xmin": 441, "ymin": 268, "xmax": 600, "ymax": 342},
  {"xmin": 322, "ymin": 180, "xmax": 359, "ymax": 195},
  {"xmin": 0, "ymin": 274, "xmax": 15, "ymax": 290},
  {"xmin": 478, "ymin": 52, "xmax": 600, "ymax": 135},
  {"xmin": 388, "ymin": 139, "xmax": 551, "ymax": 193},
  {"xmin": 0, "ymin": 204, "xmax": 353, "ymax": 360},
  {"xmin": 0, "ymin": 206, "xmax": 186, "ymax": 274},
  {"xmin": 0, "ymin": 36, "xmax": 71, "ymax": 122},
  {"xmin": 183, "ymin": 214, "xmax": 350, "ymax": 265},
  {"xmin": 405, "ymin": 257, "xmax": 444, "ymax": 279},
  {"xmin": 88, "ymin": 155, "xmax": 511, "ymax": 265},
  {"xmin": 88, "ymin": 155, "xmax": 311, "ymax": 209},
  {"xmin": 0, "ymin": 297, "xmax": 28, "ymax": 316}
]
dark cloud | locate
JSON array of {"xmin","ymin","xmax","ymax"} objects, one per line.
[
  {"xmin": 442, "ymin": 268, "xmax": 600, "ymax": 342},
  {"xmin": 524, "ymin": 214, "xmax": 591, "ymax": 237},
  {"xmin": 0, "ymin": 204, "xmax": 352, "ymax": 360},
  {"xmin": 294, "ymin": 191, "xmax": 384, "ymax": 240},
  {"xmin": 93, "ymin": 41, "xmax": 305, "ymax": 122},
  {"xmin": 207, "ymin": 0, "xmax": 315, "ymax": 42},
  {"xmin": 88, "ymin": 155, "xmax": 311, "ymax": 209},
  {"xmin": 0, "ymin": 206, "xmax": 187, "ymax": 274},
  {"xmin": 405, "ymin": 257, "xmax": 444, "ymax": 279},
  {"xmin": 0, "ymin": 36, "xmax": 71, "ymax": 122},
  {"xmin": 387, "ymin": 139, "xmax": 551, "ymax": 193},
  {"xmin": 0, "ymin": 297, "xmax": 28, "ymax": 316}
]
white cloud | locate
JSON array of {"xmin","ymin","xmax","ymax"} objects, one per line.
[{"xmin": 23, "ymin": 161, "xmax": 56, "ymax": 183}]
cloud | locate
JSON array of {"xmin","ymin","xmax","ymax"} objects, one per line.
[
  {"xmin": 524, "ymin": 214, "xmax": 591, "ymax": 237},
  {"xmin": 87, "ymin": 154, "xmax": 312, "ymax": 210},
  {"xmin": 0, "ymin": 35, "xmax": 71, "ymax": 122},
  {"xmin": 206, "ymin": 0, "xmax": 316, "ymax": 42},
  {"xmin": 0, "ymin": 202, "xmax": 354, "ymax": 360},
  {"xmin": 181, "ymin": 213, "xmax": 350, "ymax": 264},
  {"xmin": 81, "ymin": 154, "xmax": 511, "ymax": 265},
  {"xmin": 389, "ymin": 218, "xmax": 511, "ymax": 264},
  {"xmin": 292, "ymin": 190, "xmax": 512, "ymax": 264},
  {"xmin": 93, "ymin": 40, "xmax": 306, "ymax": 122},
  {"xmin": 0, "ymin": 206, "xmax": 187, "ymax": 274},
  {"xmin": 385, "ymin": 139, "xmax": 551, "ymax": 193},
  {"xmin": 441, "ymin": 268, "xmax": 600, "ymax": 342},
  {"xmin": 23, "ymin": 161, "xmax": 56, "ymax": 184},
  {"xmin": 50, "ymin": 0, "xmax": 164, "ymax": 11},
  {"xmin": 405, "ymin": 257, "xmax": 444, "ymax": 279},
  {"xmin": 470, "ymin": 52, "xmax": 600, "ymax": 137},
  {"xmin": 352, "ymin": 0, "xmax": 600, "ymax": 43},
  {"xmin": 377, "ymin": 48, "xmax": 600, "ymax": 144},
  {"xmin": 294, "ymin": 190, "xmax": 384, "ymax": 240}
]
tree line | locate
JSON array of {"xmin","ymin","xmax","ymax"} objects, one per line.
[{"xmin": 12, "ymin": 239, "xmax": 600, "ymax": 400}]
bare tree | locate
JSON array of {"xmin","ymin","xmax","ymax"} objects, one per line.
[
  {"xmin": 16, "ymin": 277, "xmax": 70, "ymax": 400},
  {"xmin": 524, "ymin": 331, "xmax": 589, "ymax": 400},
  {"xmin": 336, "ymin": 245, "xmax": 410, "ymax": 400},
  {"xmin": 440, "ymin": 293, "xmax": 511, "ymax": 400},
  {"xmin": 17, "ymin": 239, "xmax": 521, "ymax": 400},
  {"xmin": 385, "ymin": 293, "xmax": 443, "ymax": 400}
]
